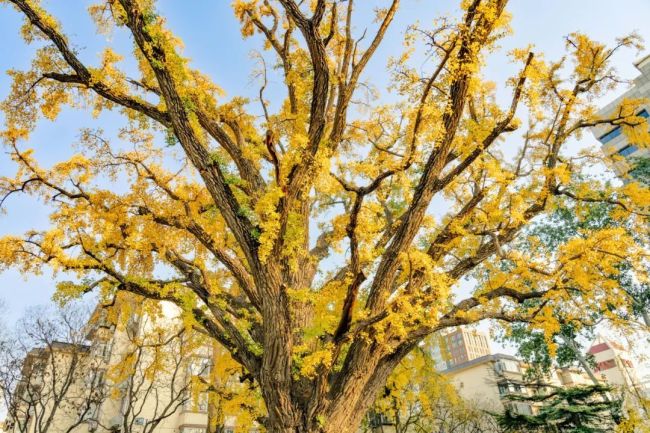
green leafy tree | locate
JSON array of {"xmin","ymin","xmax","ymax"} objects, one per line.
[
  {"xmin": 499, "ymin": 197, "xmax": 650, "ymax": 380},
  {"xmin": 629, "ymin": 157, "xmax": 650, "ymax": 186},
  {"xmin": 366, "ymin": 345, "xmax": 498, "ymax": 433},
  {"xmin": 496, "ymin": 384, "xmax": 622, "ymax": 433}
]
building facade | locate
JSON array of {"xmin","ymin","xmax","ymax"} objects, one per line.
[
  {"xmin": 6, "ymin": 342, "xmax": 97, "ymax": 433},
  {"xmin": 431, "ymin": 327, "xmax": 492, "ymax": 371},
  {"xmin": 587, "ymin": 335, "xmax": 641, "ymax": 391},
  {"xmin": 442, "ymin": 354, "xmax": 596, "ymax": 416},
  {"xmin": 83, "ymin": 299, "xmax": 249, "ymax": 433},
  {"xmin": 591, "ymin": 54, "xmax": 650, "ymax": 177},
  {"xmin": 443, "ymin": 354, "xmax": 537, "ymax": 415},
  {"xmin": 7, "ymin": 297, "xmax": 252, "ymax": 433}
]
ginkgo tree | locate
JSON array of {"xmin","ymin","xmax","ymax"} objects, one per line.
[{"xmin": 1, "ymin": 0, "xmax": 649, "ymax": 432}]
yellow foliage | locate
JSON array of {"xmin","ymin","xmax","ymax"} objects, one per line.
[{"xmin": 1, "ymin": 0, "xmax": 649, "ymax": 428}]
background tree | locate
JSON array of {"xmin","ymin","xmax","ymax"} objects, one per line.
[
  {"xmin": 367, "ymin": 345, "xmax": 499, "ymax": 433},
  {"xmin": 203, "ymin": 343, "xmax": 264, "ymax": 433},
  {"xmin": 0, "ymin": 302, "xmax": 107, "ymax": 433},
  {"xmin": 96, "ymin": 294, "xmax": 262, "ymax": 433},
  {"xmin": 497, "ymin": 202, "xmax": 613, "ymax": 386},
  {"xmin": 1, "ymin": 0, "xmax": 649, "ymax": 431},
  {"xmin": 106, "ymin": 321, "xmax": 198, "ymax": 433},
  {"xmin": 495, "ymin": 384, "xmax": 622, "ymax": 433},
  {"xmin": 495, "ymin": 196, "xmax": 650, "ymax": 426},
  {"xmin": 496, "ymin": 195, "xmax": 650, "ymax": 379}
]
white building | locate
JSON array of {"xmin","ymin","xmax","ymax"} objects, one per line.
[
  {"xmin": 587, "ymin": 335, "xmax": 641, "ymax": 391},
  {"xmin": 8, "ymin": 295, "xmax": 254, "ymax": 433},
  {"xmin": 440, "ymin": 353, "xmax": 597, "ymax": 416},
  {"xmin": 591, "ymin": 54, "xmax": 650, "ymax": 177}
]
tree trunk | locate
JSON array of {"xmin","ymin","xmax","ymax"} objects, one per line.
[
  {"xmin": 261, "ymin": 343, "xmax": 409, "ymax": 433},
  {"xmin": 207, "ymin": 342, "xmax": 225, "ymax": 433},
  {"xmin": 206, "ymin": 395, "xmax": 224, "ymax": 433},
  {"xmin": 560, "ymin": 335, "xmax": 601, "ymax": 386},
  {"xmin": 642, "ymin": 309, "xmax": 650, "ymax": 328}
]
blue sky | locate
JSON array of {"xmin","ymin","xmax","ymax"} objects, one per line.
[{"xmin": 0, "ymin": 0, "xmax": 649, "ymax": 329}]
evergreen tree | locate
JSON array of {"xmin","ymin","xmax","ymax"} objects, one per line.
[{"xmin": 496, "ymin": 384, "xmax": 622, "ymax": 433}]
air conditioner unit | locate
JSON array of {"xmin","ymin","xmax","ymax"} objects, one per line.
[{"xmin": 134, "ymin": 417, "xmax": 147, "ymax": 426}]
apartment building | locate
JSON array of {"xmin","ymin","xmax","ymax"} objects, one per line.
[
  {"xmin": 431, "ymin": 327, "xmax": 492, "ymax": 371},
  {"xmin": 83, "ymin": 299, "xmax": 248, "ymax": 433},
  {"xmin": 7, "ymin": 296, "xmax": 250, "ymax": 433},
  {"xmin": 442, "ymin": 353, "xmax": 597, "ymax": 416},
  {"xmin": 591, "ymin": 54, "xmax": 650, "ymax": 177},
  {"xmin": 6, "ymin": 341, "xmax": 100, "ymax": 433},
  {"xmin": 587, "ymin": 335, "xmax": 641, "ymax": 391},
  {"xmin": 442, "ymin": 354, "xmax": 536, "ymax": 415}
]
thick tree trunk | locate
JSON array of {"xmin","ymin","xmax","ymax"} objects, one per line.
[
  {"xmin": 264, "ymin": 405, "xmax": 370, "ymax": 433},
  {"xmin": 261, "ymin": 378, "xmax": 375, "ymax": 433},
  {"xmin": 262, "ymin": 342, "xmax": 411, "ymax": 433}
]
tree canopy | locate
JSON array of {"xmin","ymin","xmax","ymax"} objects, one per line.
[{"xmin": 0, "ymin": 1, "xmax": 649, "ymax": 432}]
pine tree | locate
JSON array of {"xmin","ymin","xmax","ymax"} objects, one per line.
[{"xmin": 496, "ymin": 384, "xmax": 622, "ymax": 433}]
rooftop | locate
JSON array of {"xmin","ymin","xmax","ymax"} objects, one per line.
[
  {"xmin": 441, "ymin": 353, "xmax": 520, "ymax": 375},
  {"xmin": 634, "ymin": 53, "xmax": 650, "ymax": 72}
]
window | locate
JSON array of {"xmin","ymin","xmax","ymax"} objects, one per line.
[
  {"xmin": 368, "ymin": 413, "xmax": 392, "ymax": 428},
  {"xmin": 196, "ymin": 357, "xmax": 211, "ymax": 375},
  {"xmin": 600, "ymin": 126, "xmax": 622, "ymax": 143},
  {"xmin": 502, "ymin": 360, "xmax": 520, "ymax": 373},
  {"xmin": 88, "ymin": 369, "xmax": 106, "ymax": 389},
  {"xmin": 599, "ymin": 109, "xmax": 649, "ymax": 144},
  {"xmin": 595, "ymin": 359, "xmax": 617, "ymax": 372},
  {"xmin": 618, "ymin": 145, "xmax": 638, "ymax": 157},
  {"xmin": 187, "ymin": 357, "xmax": 211, "ymax": 380},
  {"xmin": 180, "ymin": 428, "xmax": 206, "ymax": 433},
  {"xmin": 183, "ymin": 392, "xmax": 208, "ymax": 412},
  {"xmin": 94, "ymin": 341, "xmax": 112, "ymax": 361},
  {"xmin": 127, "ymin": 313, "xmax": 141, "ymax": 337},
  {"xmin": 496, "ymin": 359, "xmax": 520, "ymax": 373},
  {"xmin": 88, "ymin": 402, "xmax": 100, "ymax": 421},
  {"xmin": 514, "ymin": 403, "xmax": 533, "ymax": 415},
  {"xmin": 498, "ymin": 382, "xmax": 525, "ymax": 396}
]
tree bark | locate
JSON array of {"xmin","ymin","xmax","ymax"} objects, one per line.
[
  {"xmin": 642, "ymin": 309, "xmax": 650, "ymax": 328},
  {"xmin": 560, "ymin": 335, "xmax": 601, "ymax": 386}
]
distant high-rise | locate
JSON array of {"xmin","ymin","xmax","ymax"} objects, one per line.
[
  {"xmin": 432, "ymin": 327, "xmax": 492, "ymax": 370},
  {"xmin": 592, "ymin": 54, "xmax": 650, "ymax": 177}
]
